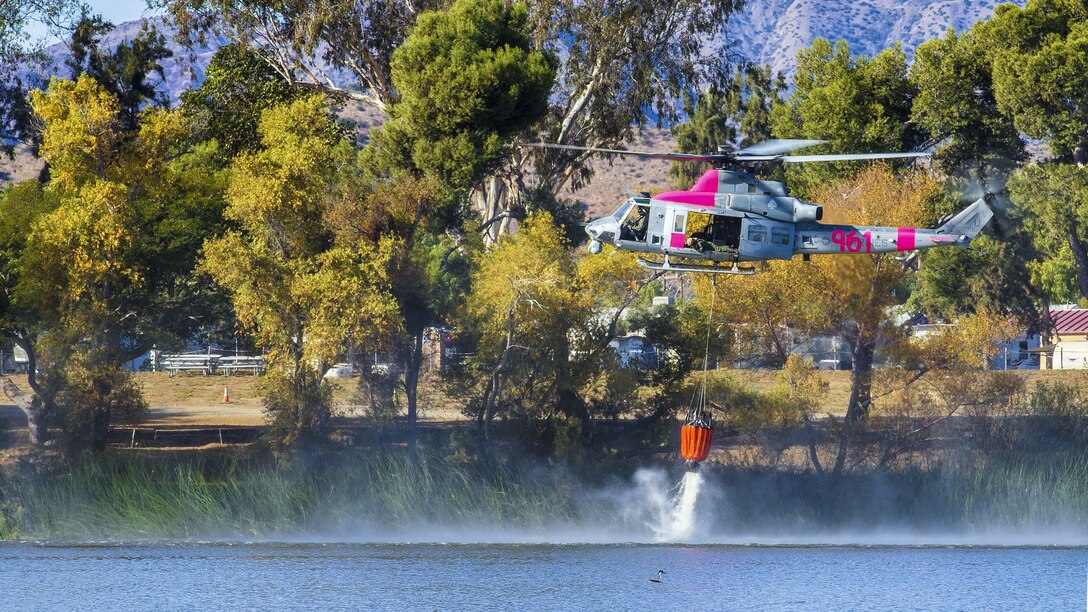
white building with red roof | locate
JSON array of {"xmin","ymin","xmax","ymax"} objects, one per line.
[{"xmin": 1045, "ymin": 308, "xmax": 1088, "ymax": 369}]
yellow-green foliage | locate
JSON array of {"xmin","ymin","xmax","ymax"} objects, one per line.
[
  {"xmin": 202, "ymin": 96, "xmax": 401, "ymax": 441},
  {"xmin": 466, "ymin": 211, "xmax": 580, "ymax": 362},
  {"xmin": 203, "ymin": 96, "xmax": 400, "ymax": 378}
]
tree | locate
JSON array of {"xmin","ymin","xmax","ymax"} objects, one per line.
[
  {"xmin": 367, "ymin": 0, "xmax": 557, "ymax": 194},
  {"xmin": 349, "ymin": 0, "xmax": 555, "ymax": 438},
  {"xmin": 908, "ymin": 19, "xmax": 1040, "ymax": 324},
  {"xmin": 1009, "ymin": 164, "xmax": 1088, "ymax": 303},
  {"xmin": 165, "ymin": 0, "xmax": 446, "ymax": 113},
  {"xmin": 670, "ymin": 65, "xmax": 788, "ymax": 188},
  {"xmin": 0, "ymin": 181, "xmax": 59, "ymax": 445},
  {"xmin": 180, "ymin": 43, "xmax": 308, "ymax": 158},
  {"xmin": 977, "ymin": 1, "xmax": 1088, "ymax": 304},
  {"xmin": 0, "ymin": 0, "xmax": 83, "ymax": 158},
  {"xmin": 6, "ymin": 74, "xmax": 229, "ymax": 451},
  {"xmin": 202, "ymin": 95, "xmax": 400, "ymax": 444},
  {"xmin": 464, "ymin": 0, "xmax": 746, "ymax": 243},
  {"xmin": 910, "ymin": 29, "xmax": 1025, "ymax": 181},
  {"xmin": 65, "ymin": 12, "xmax": 173, "ymax": 131},
  {"xmin": 712, "ymin": 259, "xmax": 833, "ymax": 367},
  {"xmin": 463, "ymin": 211, "xmax": 580, "ymax": 442},
  {"xmin": 770, "ymin": 40, "xmax": 923, "ymax": 198},
  {"xmin": 462, "ymin": 212, "xmax": 652, "ymax": 449},
  {"xmin": 710, "ymin": 166, "xmax": 939, "ymax": 477},
  {"xmin": 18, "ymin": 75, "xmax": 200, "ymax": 450}
]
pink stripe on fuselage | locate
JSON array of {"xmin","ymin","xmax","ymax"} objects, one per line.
[
  {"xmin": 690, "ymin": 170, "xmax": 719, "ymax": 193},
  {"xmin": 897, "ymin": 227, "xmax": 916, "ymax": 251},
  {"xmin": 655, "ymin": 191, "xmax": 716, "ymax": 207},
  {"xmin": 669, "ymin": 233, "xmax": 686, "ymax": 249}
]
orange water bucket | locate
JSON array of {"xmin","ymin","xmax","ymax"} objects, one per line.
[{"xmin": 680, "ymin": 424, "xmax": 713, "ymax": 462}]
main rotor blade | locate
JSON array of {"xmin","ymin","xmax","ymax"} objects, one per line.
[
  {"xmin": 774, "ymin": 152, "xmax": 930, "ymax": 163},
  {"xmin": 734, "ymin": 139, "xmax": 826, "ymax": 156},
  {"xmin": 530, "ymin": 142, "xmax": 727, "ymax": 163}
]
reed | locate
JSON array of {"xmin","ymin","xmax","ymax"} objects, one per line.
[
  {"xmin": 0, "ymin": 451, "xmax": 581, "ymax": 540},
  {"xmin": 5, "ymin": 448, "xmax": 1088, "ymax": 540},
  {"xmin": 705, "ymin": 450, "xmax": 1088, "ymax": 532}
]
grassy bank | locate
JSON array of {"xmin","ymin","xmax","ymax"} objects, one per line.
[{"xmin": 4, "ymin": 447, "xmax": 1088, "ymax": 541}]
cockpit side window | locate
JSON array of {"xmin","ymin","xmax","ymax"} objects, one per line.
[
  {"xmin": 612, "ymin": 201, "xmax": 634, "ymax": 223},
  {"xmin": 619, "ymin": 204, "xmax": 650, "ymax": 242}
]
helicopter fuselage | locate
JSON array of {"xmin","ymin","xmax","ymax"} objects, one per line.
[{"xmin": 585, "ymin": 169, "xmax": 992, "ymax": 268}]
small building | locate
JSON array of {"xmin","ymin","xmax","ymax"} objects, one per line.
[
  {"xmin": 1044, "ymin": 308, "xmax": 1088, "ymax": 370},
  {"xmin": 991, "ymin": 331, "xmax": 1042, "ymax": 370},
  {"xmin": 608, "ymin": 335, "xmax": 659, "ymax": 369}
]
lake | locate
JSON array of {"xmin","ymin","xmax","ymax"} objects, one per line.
[{"xmin": 2, "ymin": 541, "xmax": 1084, "ymax": 610}]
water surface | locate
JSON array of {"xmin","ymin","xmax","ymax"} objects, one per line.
[{"xmin": 2, "ymin": 542, "xmax": 1083, "ymax": 610}]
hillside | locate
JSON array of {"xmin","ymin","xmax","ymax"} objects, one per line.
[
  {"xmin": 731, "ymin": 0, "xmax": 1024, "ymax": 76},
  {"xmin": 1, "ymin": 1, "xmax": 1025, "ymax": 208}
]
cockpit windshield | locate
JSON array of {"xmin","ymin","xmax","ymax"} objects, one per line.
[{"xmin": 612, "ymin": 200, "xmax": 634, "ymax": 223}]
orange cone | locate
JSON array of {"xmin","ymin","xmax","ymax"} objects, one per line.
[{"xmin": 221, "ymin": 386, "xmax": 231, "ymax": 404}]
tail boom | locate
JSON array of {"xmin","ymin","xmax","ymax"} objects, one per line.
[{"xmin": 792, "ymin": 198, "xmax": 994, "ymax": 257}]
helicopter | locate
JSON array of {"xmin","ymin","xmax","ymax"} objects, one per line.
[{"xmin": 536, "ymin": 140, "xmax": 994, "ymax": 274}]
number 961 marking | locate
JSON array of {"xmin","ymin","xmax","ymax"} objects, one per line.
[{"xmin": 830, "ymin": 229, "xmax": 872, "ymax": 253}]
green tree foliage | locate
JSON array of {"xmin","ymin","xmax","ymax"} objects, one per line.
[
  {"xmin": 770, "ymin": 40, "xmax": 922, "ymax": 198},
  {"xmin": 348, "ymin": 0, "xmax": 556, "ymax": 434},
  {"xmin": 984, "ymin": 0, "xmax": 1088, "ymax": 161},
  {"xmin": 467, "ymin": 0, "xmax": 746, "ymax": 244},
  {"xmin": 1009, "ymin": 164, "xmax": 1088, "ymax": 303},
  {"xmin": 670, "ymin": 65, "xmax": 788, "ymax": 188},
  {"xmin": 65, "ymin": 12, "xmax": 173, "ymax": 130},
  {"xmin": 908, "ymin": 20, "xmax": 1038, "ymax": 323},
  {"xmin": 165, "ymin": 0, "xmax": 446, "ymax": 112},
  {"xmin": 202, "ymin": 96, "xmax": 400, "ymax": 444},
  {"xmin": 910, "ymin": 29, "xmax": 1024, "ymax": 179},
  {"xmin": 181, "ymin": 43, "xmax": 308, "ymax": 158},
  {"xmin": 0, "ymin": 181, "xmax": 60, "ymax": 444},
  {"xmin": 963, "ymin": 0, "xmax": 1088, "ymax": 304},
  {"xmin": 367, "ymin": 0, "xmax": 556, "ymax": 194}
]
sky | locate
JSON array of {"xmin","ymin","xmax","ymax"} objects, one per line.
[{"xmin": 84, "ymin": 0, "xmax": 160, "ymax": 25}]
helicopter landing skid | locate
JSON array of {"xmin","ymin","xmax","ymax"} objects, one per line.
[{"xmin": 637, "ymin": 256, "xmax": 756, "ymax": 275}]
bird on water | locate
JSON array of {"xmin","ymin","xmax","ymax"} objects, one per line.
[{"xmin": 648, "ymin": 570, "xmax": 666, "ymax": 583}]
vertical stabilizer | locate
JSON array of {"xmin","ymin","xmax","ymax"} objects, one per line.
[{"xmin": 938, "ymin": 197, "xmax": 994, "ymax": 241}]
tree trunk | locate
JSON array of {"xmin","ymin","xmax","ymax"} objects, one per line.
[
  {"xmin": 0, "ymin": 377, "xmax": 46, "ymax": 446},
  {"xmin": 1067, "ymin": 229, "xmax": 1088, "ymax": 302},
  {"xmin": 482, "ymin": 304, "xmax": 518, "ymax": 443},
  {"xmin": 802, "ymin": 414, "xmax": 825, "ymax": 478},
  {"xmin": 832, "ymin": 332, "xmax": 875, "ymax": 477},
  {"xmin": 10, "ymin": 332, "xmax": 50, "ymax": 445},
  {"xmin": 403, "ymin": 331, "xmax": 424, "ymax": 447}
]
